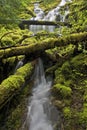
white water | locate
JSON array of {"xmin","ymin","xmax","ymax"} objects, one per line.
[
  {"xmin": 22, "ymin": 58, "xmax": 61, "ymax": 130},
  {"xmin": 22, "ymin": 1, "xmax": 72, "ymax": 129},
  {"xmin": 29, "ymin": 0, "xmax": 72, "ymax": 33},
  {"xmin": 22, "ymin": 59, "xmax": 54, "ymax": 130},
  {"xmin": 29, "ymin": 58, "xmax": 53, "ymax": 130},
  {"xmin": 15, "ymin": 60, "xmax": 23, "ymax": 71}
]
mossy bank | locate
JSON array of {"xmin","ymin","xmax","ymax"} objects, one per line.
[{"xmin": 52, "ymin": 53, "xmax": 87, "ymax": 130}]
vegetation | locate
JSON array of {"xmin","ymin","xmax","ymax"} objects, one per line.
[
  {"xmin": 0, "ymin": 62, "xmax": 33, "ymax": 109},
  {"xmin": 52, "ymin": 53, "xmax": 87, "ymax": 130},
  {"xmin": 0, "ymin": 0, "xmax": 87, "ymax": 129}
]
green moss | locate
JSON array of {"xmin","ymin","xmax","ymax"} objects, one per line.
[
  {"xmin": 60, "ymin": 0, "xmax": 87, "ymax": 35},
  {"xmin": 52, "ymin": 52, "xmax": 87, "ymax": 129},
  {"xmin": 2, "ymin": 37, "xmax": 15, "ymax": 46},
  {"xmin": 55, "ymin": 68, "xmax": 65, "ymax": 84},
  {"xmin": 63, "ymin": 107, "xmax": 72, "ymax": 120},
  {"xmin": 41, "ymin": 0, "xmax": 61, "ymax": 12},
  {"xmin": 84, "ymin": 95, "xmax": 87, "ymax": 102},
  {"xmin": 79, "ymin": 104, "xmax": 87, "ymax": 127},
  {"xmin": 0, "ymin": 28, "xmax": 35, "ymax": 47},
  {"xmin": 0, "ymin": 62, "xmax": 33, "ymax": 109},
  {"xmin": 63, "ymin": 99, "xmax": 71, "ymax": 106},
  {"xmin": 2, "ymin": 81, "xmax": 33, "ymax": 130},
  {"xmin": 2, "ymin": 75, "xmax": 24, "ymax": 89},
  {"xmin": 6, "ymin": 104, "xmax": 24, "ymax": 130},
  {"xmin": 54, "ymin": 83, "xmax": 72, "ymax": 98},
  {"xmin": 16, "ymin": 62, "xmax": 33, "ymax": 77},
  {"xmin": 71, "ymin": 54, "xmax": 87, "ymax": 67},
  {"xmin": 61, "ymin": 61, "xmax": 73, "ymax": 80}
]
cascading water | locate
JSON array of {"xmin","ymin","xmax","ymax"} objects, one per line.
[
  {"xmin": 22, "ymin": 0, "xmax": 72, "ymax": 129},
  {"xmin": 29, "ymin": 3, "xmax": 44, "ymax": 33},
  {"xmin": 22, "ymin": 58, "xmax": 61, "ymax": 130},
  {"xmin": 29, "ymin": 0, "xmax": 72, "ymax": 33},
  {"xmin": 28, "ymin": 59, "xmax": 53, "ymax": 130},
  {"xmin": 14, "ymin": 60, "xmax": 23, "ymax": 72}
]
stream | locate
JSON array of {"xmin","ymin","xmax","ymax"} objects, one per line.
[
  {"xmin": 22, "ymin": 0, "xmax": 71, "ymax": 130},
  {"xmin": 22, "ymin": 58, "xmax": 61, "ymax": 130},
  {"xmin": 22, "ymin": 59, "xmax": 61, "ymax": 130}
]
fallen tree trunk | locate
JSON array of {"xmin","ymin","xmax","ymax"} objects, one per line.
[
  {"xmin": 0, "ymin": 62, "xmax": 34, "ymax": 110},
  {"xmin": 0, "ymin": 32, "xmax": 87, "ymax": 59},
  {"xmin": 45, "ymin": 50, "xmax": 75, "ymax": 74},
  {"xmin": 20, "ymin": 20, "xmax": 71, "ymax": 27}
]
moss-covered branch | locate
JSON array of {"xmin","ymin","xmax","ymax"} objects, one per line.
[
  {"xmin": 0, "ymin": 62, "xmax": 34, "ymax": 110},
  {"xmin": 0, "ymin": 32, "xmax": 87, "ymax": 59},
  {"xmin": 20, "ymin": 20, "xmax": 71, "ymax": 28}
]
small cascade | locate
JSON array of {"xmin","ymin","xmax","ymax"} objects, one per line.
[
  {"xmin": 14, "ymin": 60, "xmax": 23, "ymax": 71},
  {"xmin": 29, "ymin": 3, "xmax": 44, "ymax": 33},
  {"xmin": 62, "ymin": 9, "xmax": 69, "ymax": 22},
  {"xmin": 22, "ymin": 58, "xmax": 61, "ymax": 130},
  {"xmin": 29, "ymin": 59, "xmax": 53, "ymax": 130},
  {"xmin": 29, "ymin": 0, "xmax": 72, "ymax": 33}
]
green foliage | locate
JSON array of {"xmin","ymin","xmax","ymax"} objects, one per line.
[
  {"xmin": 0, "ymin": 62, "xmax": 33, "ymax": 109},
  {"xmin": 61, "ymin": 0, "xmax": 87, "ymax": 34},
  {"xmin": 0, "ymin": 28, "xmax": 36, "ymax": 47},
  {"xmin": 4, "ymin": 82, "xmax": 33, "ymax": 130},
  {"xmin": 55, "ymin": 67, "xmax": 65, "ymax": 84},
  {"xmin": 84, "ymin": 95, "xmax": 87, "ymax": 102},
  {"xmin": 41, "ymin": 0, "xmax": 61, "ymax": 11},
  {"xmin": 16, "ymin": 62, "xmax": 33, "ymax": 77},
  {"xmin": 1, "ymin": 37, "xmax": 15, "ymax": 46},
  {"xmin": 61, "ymin": 61, "xmax": 72, "ymax": 80},
  {"xmin": 71, "ymin": 54, "xmax": 87, "ymax": 67},
  {"xmin": 0, "ymin": 0, "xmax": 34, "ymax": 24},
  {"xmin": 0, "ymin": 75, "xmax": 24, "ymax": 106},
  {"xmin": 2, "ymin": 75, "xmax": 24, "ymax": 89},
  {"xmin": 6, "ymin": 105, "xmax": 23, "ymax": 130},
  {"xmin": 71, "ymin": 54, "xmax": 87, "ymax": 75},
  {"xmin": 53, "ymin": 51, "xmax": 87, "ymax": 129},
  {"xmin": 79, "ymin": 103, "xmax": 87, "ymax": 127},
  {"xmin": 54, "ymin": 83, "xmax": 72, "ymax": 98},
  {"xmin": 63, "ymin": 107, "xmax": 72, "ymax": 120},
  {"xmin": 0, "ymin": 0, "xmax": 61, "ymax": 24},
  {"xmin": 0, "ymin": 0, "xmax": 21, "ymax": 23}
]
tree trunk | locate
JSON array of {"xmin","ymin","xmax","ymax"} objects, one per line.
[
  {"xmin": 0, "ymin": 32, "xmax": 87, "ymax": 59},
  {"xmin": 19, "ymin": 20, "xmax": 71, "ymax": 29}
]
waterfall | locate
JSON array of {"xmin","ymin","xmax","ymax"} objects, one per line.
[
  {"xmin": 22, "ymin": 58, "xmax": 61, "ymax": 130},
  {"xmin": 29, "ymin": 3, "xmax": 44, "ymax": 33},
  {"xmin": 29, "ymin": 58, "xmax": 53, "ymax": 130},
  {"xmin": 29, "ymin": 0, "xmax": 72, "ymax": 33},
  {"xmin": 25, "ymin": 59, "xmax": 53, "ymax": 130}
]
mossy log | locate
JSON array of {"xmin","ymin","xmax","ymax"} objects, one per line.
[
  {"xmin": 20, "ymin": 20, "xmax": 71, "ymax": 28},
  {"xmin": 45, "ymin": 49, "xmax": 74, "ymax": 74},
  {"xmin": 0, "ymin": 62, "xmax": 33, "ymax": 110},
  {"xmin": 0, "ymin": 32, "xmax": 87, "ymax": 59}
]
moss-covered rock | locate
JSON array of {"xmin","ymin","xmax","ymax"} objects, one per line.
[{"xmin": 53, "ymin": 83, "xmax": 72, "ymax": 98}]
